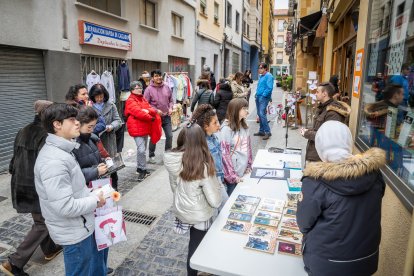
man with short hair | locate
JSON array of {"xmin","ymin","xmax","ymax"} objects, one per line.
[
  {"xmin": 144, "ymin": 69, "xmax": 174, "ymax": 163},
  {"xmin": 364, "ymin": 84, "xmax": 404, "ymax": 129},
  {"xmin": 1, "ymin": 100, "xmax": 63, "ymax": 276},
  {"xmin": 390, "ymin": 63, "xmax": 410, "ymax": 106},
  {"xmin": 301, "ymin": 82, "xmax": 351, "ymax": 162},
  {"xmin": 34, "ymin": 103, "xmax": 107, "ymax": 275},
  {"xmin": 254, "ymin": 62, "xmax": 274, "ymax": 140}
]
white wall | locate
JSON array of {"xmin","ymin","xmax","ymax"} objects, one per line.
[{"xmin": 0, "ymin": 0, "xmax": 196, "ymax": 65}]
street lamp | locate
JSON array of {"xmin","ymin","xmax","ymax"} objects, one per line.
[{"xmin": 283, "ymin": 20, "xmax": 289, "ymax": 30}]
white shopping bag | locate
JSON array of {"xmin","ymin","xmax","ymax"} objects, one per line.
[
  {"xmin": 267, "ymin": 103, "xmax": 277, "ymax": 115},
  {"xmin": 94, "ymin": 206, "xmax": 127, "ymax": 251}
]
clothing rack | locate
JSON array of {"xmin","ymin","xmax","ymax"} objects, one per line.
[{"xmin": 165, "ymin": 71, "xmax": 188, "ymax": 75}]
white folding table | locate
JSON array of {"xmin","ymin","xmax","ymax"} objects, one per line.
[{"xmin": 190, "ymin": 150, "xmax": 307, "ymax": 276}]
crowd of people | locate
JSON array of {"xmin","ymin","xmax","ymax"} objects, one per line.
[{"xmin": 1, "ymin": 60, "xmax": 389, "ymax": 276}]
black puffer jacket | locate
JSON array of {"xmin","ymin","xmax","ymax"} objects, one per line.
[
  {"xmin": 213, "ymin": 81, "xmax": 233, "ymax": 122},
  {"xmin": 297, "ymin": 148, "xmax": 386, "ymax": 276},
  {"xmin": 73, "ymin": 133, "xmax": 103, "ymax": 184},
  {"xmin": 9, "ymin": 116, "xmax": 46, "ymax": 213}
]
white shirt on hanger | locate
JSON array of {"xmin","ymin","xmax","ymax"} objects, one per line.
[
  {"xmin": 100, "ymin": 71, "xmax": 116, "ymax": 103},
  {"xmin": 86, "ymin": 72, "xmax": 101, "ymax": 92}
]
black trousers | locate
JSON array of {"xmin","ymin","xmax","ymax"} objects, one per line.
[
  {"xmin": 187, "ymin": 227, "xmax": 207, "ymax": 276},
  {"xmin": 9, "ymin": 213, "xmax": 59, "ymax": 268}
]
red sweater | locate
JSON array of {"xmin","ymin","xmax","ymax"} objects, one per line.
[{"xmin": 125, "ymin": 94, "xmax": 161, "ymax": 143}]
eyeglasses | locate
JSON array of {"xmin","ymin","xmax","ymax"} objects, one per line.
[
  {"xmin": 242, "ymin": 107, "xmax": 249, "ymax": 111},
  {"xmin": 258, "ymin": 67, "xmax": 264, "ymax": 69},
  {"xmin": 134, "ymin": 87, "xmax": 143, "ymax": 90}
]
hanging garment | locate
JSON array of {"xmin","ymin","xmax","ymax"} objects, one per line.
[
  {"xmin": 86, "ymin": 72, "xmax": 101, "ymax": 92},
  {"xmin": 117, "ymin": 63, "xmax": 130, "ymax": 91},
  {"xmin": 101, "ymin": 71, "xmax": 116, "ymax": 103},
  {"xmin": 176, "ymin": 75, "xmax": 188, "ymax": 102}
]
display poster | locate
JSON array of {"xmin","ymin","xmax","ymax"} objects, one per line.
[
  {"xmin": 308, "ymin": 71, "xmax": 317, "ymax": 80},
  {"xmin": 352, "ymin": 48, "xmax": 364, "ymax": 98},
  {"xmin": 397, "ymin": 112, "xmax": 414, "ymax": 147}
]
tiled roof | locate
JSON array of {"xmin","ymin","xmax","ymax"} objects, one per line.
[{"xmin": 273, "ymin": 9, "xmax": 289, "ymax": 16}]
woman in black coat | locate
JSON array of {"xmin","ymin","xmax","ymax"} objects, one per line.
[
  {"xmin": 72, "ymin": 106, "xmax": 109, "ymax": 184},
  {"xmin": 297, "ymin": 121, "xmax": 385, "ymax": 276},
  {"xmin": 213, "ymin": 79, "xmax": 233, "ymax": 123}
]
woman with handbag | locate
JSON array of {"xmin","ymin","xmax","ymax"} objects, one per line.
[
  {"xmin": 220, "ymin": 98, "xmax": 253, "ymax": 196},
  {"xmin": 89, "ymin": 84, "xmax": 122, "ymax": 191}
]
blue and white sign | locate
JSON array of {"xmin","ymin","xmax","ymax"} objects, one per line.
[{"xmin": 78, "ymin": 20, "xmax": 132, "ymax": 51}]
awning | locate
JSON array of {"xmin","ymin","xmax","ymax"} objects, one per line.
[{"xmin": 298, "ymin": 11, "xmax": 322, "ymax": 37}]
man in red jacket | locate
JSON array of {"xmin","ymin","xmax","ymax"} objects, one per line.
[{"xmin": 125, "ymin": 81, "xmax": 161, "ymax": 181}]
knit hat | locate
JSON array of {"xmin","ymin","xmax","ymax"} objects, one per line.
[
  {"xmin": 130, "ymin": 81, "xmax": 143, "ymax": 91},
  {"xmin": 315, "ymin": 121, "xmax": 353, "ymax": 163},
  {"xmin": 203, "ymin": 64, "xmax": 210, "ymax": 71},
  {"xmin": 34, "ymin": 100, "xmax": 53, "ymax": 114}
]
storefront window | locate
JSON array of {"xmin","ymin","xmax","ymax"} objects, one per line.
[{"xmin": 357, "ymin": 0, "xmax": 414, "ymax": 209}]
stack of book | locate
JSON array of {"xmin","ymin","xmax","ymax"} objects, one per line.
[
  {"xmin": 287, "ymin": 178, "xmax": 302, "ymax": 191},
  {"xmin": 276, "ymin": 193, "xmax": 302, "ymax": 257},
  {"xmin": 222, "ymin": 194, "xmax": 303, "ymax": 257},
  {"xmin": 223, "ymin": 195, "xmax": 261, "ymax": 234},
  {"xmin": 244, "ymin": 198, "xmax": 286, "ymax": 254}
]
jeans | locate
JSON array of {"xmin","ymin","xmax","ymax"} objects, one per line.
[
  {"xmin": 256, "ymin": 96, "xmax": 271, "ymax": 134},
  {"xmin": 187, "ymin": 227, "xmax": 207, "ymax": 276},
  {"xmin": 225, "ymin": 183, "xmax": 238, "ymax": 196},
  {"xmin": 9, "ymin": 213, "xmax": 59, "ymax": 268},
  {"xmin": 149, "ymin": 115, "xmax": 173, "ymax": 157},
  {"xmin": 62, "ymin": 233, "xmax": 107, "ymax": 276},
  {"xmin": 134, "ymin": 135, "xmax": 148, "ymax": 170}
]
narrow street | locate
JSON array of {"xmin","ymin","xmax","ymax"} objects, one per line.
[{"xmin": 0, "ymin": 86, "xmax": 307, "ymax": 275}]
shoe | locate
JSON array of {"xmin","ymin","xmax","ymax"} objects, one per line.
[
  {"xmin": 0, "ymin": 261, "xmax": 29, "ymax": 276},
  {"xmin": 253, "ymin": 132, "xmax": 265, "ymax": 136},
  {"xmin": 148, "ymin": 157, "xmax": 156, "ymax": 164},
  {"xmin": 137, "ymin": 169, "xmax": 146, "ymax": 181},
  {"xmin": 107, "ymin": 267, "xmax": 114, "ymax": 274},
  {"xmin": 44, "ymin": 246, "xmax": 63, "ymax": 261},
  {"xmin": 262, "ymin": 134, "xmax": 271, "ymax": 140}
]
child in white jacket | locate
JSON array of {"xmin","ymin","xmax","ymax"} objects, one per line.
[{"xmin": 164, "ymin": 124, "xmax": 222, "ymax": 276}]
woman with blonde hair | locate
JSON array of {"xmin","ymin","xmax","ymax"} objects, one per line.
[{"xmin": 231, "ymin": 72, "xmax": 248, "ymax": 98}]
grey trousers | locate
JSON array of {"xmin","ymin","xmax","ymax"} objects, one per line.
[
  {"xmin": 134, "ymin": 135, "xmax": 148, "ymax": 170},
  {"xmin": 9, "ymin": 213, "xmax": 59, "ymax": 268}
]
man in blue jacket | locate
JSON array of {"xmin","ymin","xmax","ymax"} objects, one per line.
[
  {"xmin": 254, "ymin": 62, "xmax": 274, "ymax": 140},
  {"xmin": 389, "ymin": 63, "xmax": 410, "ymax": 106}
]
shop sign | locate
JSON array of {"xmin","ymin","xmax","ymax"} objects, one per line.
[
  {"xmin": 78, "ymin": 21, "xmax": 132, "ymax": 51},
  {"xmin": 352, "ymin": 48, "xmax": 364, "ymax": 98}
]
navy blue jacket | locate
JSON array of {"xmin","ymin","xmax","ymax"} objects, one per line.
[
  {"xmin": 297, "ymin": 148, "xmax": 386, "ymax": 276},
  {"xmin": 72, "ymin": 133, "xmax": 103, "ymax": 184}
]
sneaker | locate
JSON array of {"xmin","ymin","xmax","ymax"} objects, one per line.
[
  {"xmin": 107, "ymin": 267, "xmax": 114, "ymax": 274},
  {"xmin": 0, "ymin": 261, "xmax": 29, "ymax": 276},
  {"xmin": 44, "ymin": 246, "xmax": 63, "ymax": 261},
  {"xmin": 148, "ymin": 157, "xmax": 156, "ymax": 164},
  {"xmin": 253, "ymin": 132, "xmax": 265, "ymax": 136},
  {"xmin": 137, "ymin": 169, "xmax": 145, "ymax": 181}
]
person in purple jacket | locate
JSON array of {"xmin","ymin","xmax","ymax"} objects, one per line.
[{"xmin": 144, "ymin": 69, "xmax": 174, "ymax": 164}]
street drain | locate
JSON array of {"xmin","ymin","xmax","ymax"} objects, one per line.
[{"xmin": 122, "ymin": 210, "xmax": 157, "ymax": 226}]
